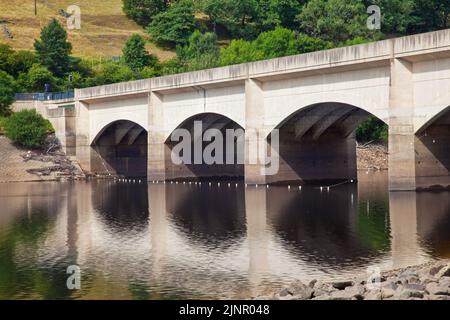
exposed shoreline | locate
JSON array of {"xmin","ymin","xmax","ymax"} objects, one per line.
[{"xmin": 256, "ymin": 260, "xmax": 450, "ymax": 300}]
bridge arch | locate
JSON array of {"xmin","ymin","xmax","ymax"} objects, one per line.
[
  {"xmin": 91, "ymin": 120, "xmax": 148, "ymax": 177},
  {"xmin": 415, "ymin": 104, "xmax": 450, "ymax": 187},
  {"xmin": 264, "ymin": 92, "xmax": 389, "ymax": 135},
  {"xmin": 164, "ymin": 112, "xmax": 245, "ymax": 181},
  {"xmin": 265, "ymin": 101, "xmax": 388, "ymax": 185}
]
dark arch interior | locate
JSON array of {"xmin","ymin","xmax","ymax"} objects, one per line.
[
  {"xmin": 92, "ymin": 120, "xmax": 148, "ymax": 178},
  {"xmin": 165, "ymin": 113, "xmax": 244, "ymax": 181},
  {"xmin": 415, "ymin": 106, "xmax": 450, "ymax": 188},
  {"xmin": 268, "ymin": 102, "xmax": 383, "ymax": 185}
]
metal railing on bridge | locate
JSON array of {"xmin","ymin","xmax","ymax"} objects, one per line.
[{"xmin": 15, "ymin": 91, "xmax": 75, "ymax": 101}]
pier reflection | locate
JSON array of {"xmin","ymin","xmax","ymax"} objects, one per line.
[{"xmin": 0, "ymin": 173, "xmax": 449, "ymax": 299}]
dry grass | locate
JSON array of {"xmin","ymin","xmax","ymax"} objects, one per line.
[{"xmin": 0, "ymin": 0, "xmax": 175, "ymax": 60}]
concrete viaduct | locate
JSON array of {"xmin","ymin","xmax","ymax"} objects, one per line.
[{"xmin": 14, "ymin": 29, "xmax": 450, "ymax": 191}]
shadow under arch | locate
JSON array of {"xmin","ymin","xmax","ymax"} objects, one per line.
[
  {"xmin": 91, "ymin": 120, "xmax": 148, "ymax": 177},
  {"xmin": 266, "ymin": 102, "xmax": 388, "ymax": 185},
  {"xmin": 164, "ymin": 112, "xmax": 245, "ymax": 181},
  {"xmin": 415, "ymin": 105, "xmax": 450, "ymax": 188}
]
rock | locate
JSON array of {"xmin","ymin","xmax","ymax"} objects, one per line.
[
  {"xmin": 426, "ymin": 282, "xmax": 450, "ymax": 296},
  {"xmin": 381, "ymin": 281, "xmax": 398, "ymax": 291},
  {"xmin": 403, "ymin": 283, "xmax": 426, "ymax": 291},
  {"xmin": 365, "ymin": 291, "xmax": 382, "ymax": 300},
  {"xmin": 279, "ymin": 288, "xmax": 290, "ymax": 297},
  {"xmin": 429, "ymin": 264, "xmax": 445, "ymax": 276},
  {"xmin": 429, "ymin": 295, "xmax": 450, "ymax": 300},
  {"xmin": 286, "ymin": 280, "xmax": 313, "ymax": 300},
  {"xmin": 308, "ymin": 279, "xmax": 317, "ymax": 288},
  {"xmin": 399, "ymin": 289, "xmax": 424, "ymax": 299},
  {"xmin": 436, "ymin": 265, "xmax": 450, "ymax": 278},
  {"xmin": 332, "ymin": 281, "xmax": 354, "ymax": 290},
  {"xmin": 381, "ymin": 288, "xmax": 396, "ymax": 299}
]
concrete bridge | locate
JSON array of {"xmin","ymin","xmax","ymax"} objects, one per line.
[{"xmin": 15, "ymin": 29, "xmax": 450, "ymax": 191}]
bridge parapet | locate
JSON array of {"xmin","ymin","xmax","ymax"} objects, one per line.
[{"xmin": 75, "ymin": 79, "xmax": 150, "ymax": 102}]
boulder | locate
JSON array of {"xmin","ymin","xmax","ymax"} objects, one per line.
[
  {"xmin": 286, "ymin": 280, "xmax": 313, "ymax": 300},
  {"xmin": 426, "ymin": 282, "xmax": 450, "ymax": 296},
  {"xmin": 436, "ymin": 265, "xmax": 450, "ymax": 278},
  {"xmin": 332, "ymin": 281, "xmax": 354, "ymax": 290}
]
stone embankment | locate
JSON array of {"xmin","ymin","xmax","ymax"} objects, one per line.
[
  {"xmin": 0, "ymin": 135, "xmax": 84, "ymax": 183},
  {"xmin": 357, "ymin": 143, "xmax": 388, "ymax": 171},
  {"xmin": 260, "ymin": 261, "xmax": 450, "ymax": 300}
]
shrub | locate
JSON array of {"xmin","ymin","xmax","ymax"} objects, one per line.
[
  {"xmin": 356, "ymin": 116, "xmax": 388, "ymax": 143},
  {"xmin": 0, "ymin": 116, "xmax": 8, "ymax": 135},
  {"xmin": 4, "ymin": 110, "xmax": 52, "ymax": 148},
  {"xmin": 0, "ymin": 70, "xmax": 16, "ymax": 116}
]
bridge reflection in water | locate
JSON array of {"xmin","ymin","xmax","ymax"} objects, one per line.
[{"xmin": 0, "ymin": 173, "xmax": 449, "ymax": 299}]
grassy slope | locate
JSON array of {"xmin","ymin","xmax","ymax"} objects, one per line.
[{"xmin": 0, "ymin": 0, "xmax": 175, "ymax": 60}]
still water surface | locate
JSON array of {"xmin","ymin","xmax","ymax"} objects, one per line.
[{"xmin": 0, "ymin": 172, "xmax": 449, "ymax": 299}]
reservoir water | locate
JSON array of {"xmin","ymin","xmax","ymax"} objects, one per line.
[{"xmin": 0, "ymin": 172, "xmax": 449, "ymax": 299}]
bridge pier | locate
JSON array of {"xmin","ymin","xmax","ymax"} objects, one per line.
[{"xmin": 388, "ymin": 59, "xmax": 417, "ymax": 191}]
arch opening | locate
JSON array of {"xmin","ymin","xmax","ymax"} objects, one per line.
[
  {"xmin": 164, "ymin": 113, "xmax": 245, "ymax": 181},
  {"xmin": 415, "ymin": 106, "xmax": 450, "ymax": 188},
  {"xmin": 267, "ymin": 102, "xmax": 387, "ymax": 185},
  {"xmin": 91, "ymin": 120, "xmax": 148, "ymax": 178}
]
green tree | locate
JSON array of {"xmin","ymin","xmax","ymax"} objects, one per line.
[
  {"xmin": 0, "ymin": 44, "xmax": 14, "ymax": 73},
  {"xmin": 219, "ymin": 27, "xmax": 331, "ymax": 66},
  {"xmin": 122, "ymin": 0, "xmax": 169, "ymax": 27},
  {"xmin": 408, "ymin": 0, "xmax": 450, "ymax": 33},
  {"xmin": 18, "ymin": 64, "xmax": 58, "ymax": 92},
  {"xmin": 364, "ymin": 0, "xmax": 415, "ymax": 35},
  {"xmin": 297, "ymin": 0, "xmax": 374, "ymax": 42},
  {"xmin": 147, "ymin": 0, "xmax": 197, "ymax": 46},
  {"xmin": 219, "ymin": 39, "xmax": 262, "ymax": 66},
  {"xmin": 4, "ymin": 110, "xmax": 51, "ymax": 148},
  {"xmin": 123, "ymin": 34, "xmax": 158, "ymax": 71},
  {"xmin": 255, "ymin": 0, "xmax": 304, "ymax": 31},
  {"xmin": 34, "ymin": 19, "xmax": 72, "ymax": 77},
  {"xmin": 0, "ymin": 71, "xmax": 16, "ymax": 116},
  {"xmin": 7, "ymin": 50, "xmax": 38, "ymax": 78},
  {"xmin": 87, "ymin": 61, "xmax": 135, "ymax": 86},
  {"xmin": 203, "ymin": 0, "xmax": 259, "ymax": 39},
  {"xmin": 177, "ymin": 31, "xmax": 220, "ymax": 71},
  {"xmin": 356, "ymin": 116, "xmax": 388, "ymax": 143}
]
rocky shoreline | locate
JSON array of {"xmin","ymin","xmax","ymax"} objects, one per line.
[
  {"xmin": 357, "ymin": 143, "xmax": 388, "ymax": 171},
  {"xmin": 0, "ymin": 135, "xmax": 85, "ymax": 183},
  {"xmin": 258, "ymin": 261, "xmax": 450, "ymax": 300}
]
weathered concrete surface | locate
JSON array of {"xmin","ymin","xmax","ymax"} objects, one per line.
[{"xmin": 12, "ymin": 29, "xmax": 450, "ymax": 189}]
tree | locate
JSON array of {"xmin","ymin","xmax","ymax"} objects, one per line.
[
  {"xmin": 177, "ymin": 31, "xmax": 220, "ymax": 71},
  {"xmin": 147, "ymin": 0, "xmax": 198, "ymax": 46},
  {"xmin": 34, "ymin": 19, "xmax": 72, "ymax": 77},
  {"xmin": 219, "ymin": 27, "xmax": 331, "ymax": 66},
  {"xmin": 7, "ymin": 50, "xmax": 38, "ymax": 77},
  {"xmin": 255, "ymin": 0, "xmax": 304, "ymax": 31},
  {"xmin": 203, "ymin": 0, "xmax": 259, "ymax": 39},
  {"xmin": 4, "ymin": 110, "xmax": 51, "ymax": 148},
  {"xmin": 87, "ymin": 61, "xmax": 135, "ymax": 86},
  {"xmin": 122, "ymin": 0, "xmax": 169, "ymax": 27},
  {"xmin": 296, "ymin": 0, "xmax": 374, "ymax": 42},
  {"xmin": 0, "ymin": 44, "xmax": 14, "ymax": 73},
  {"xmin": 18, "ymin": 64, "xmax": 58, "ymax": 92},
  {"xmin": 408, "ymin": 0, "xmax": 450, "ymax": 33},
  {"xmin": 363, "ymin": 0, "xmax": 415, "ymax": 35},
  {"xmin": 123, "ymin": 34, "xmax": 157, "ymax": 71},
  {"xmin": 0, "ymin": 71, "xmax": 16, "ymax": 116},
  {"xmin": 219, "ymin": 39, "xmax": 263, "ymax": 66}
]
